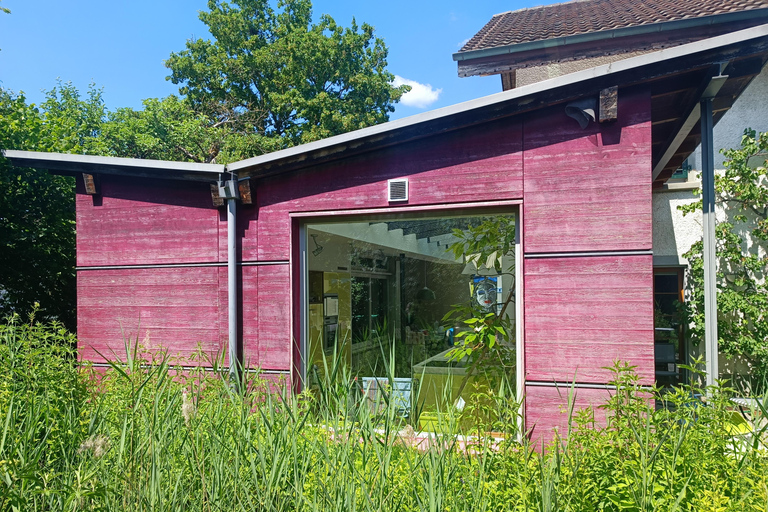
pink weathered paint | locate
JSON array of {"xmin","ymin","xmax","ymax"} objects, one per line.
[
  {"xmin": 244, "ymin": 120, "xmax": 525, "ymax": 262},
  {"xmin": 77, "ymin": 267, "xmax": 223, "ymax": 364},
  {"xmin": 523, "ymin": 255, "xmax": 655, "ymax": 385},
  {"xmin": 523, "ymin": 90, "xmax": 652, "ymax": 254},
  {"xmin": 73, "ymin": 85, "xmax": 657, "ymax": 442},
  {"xmin": 77, "ymin": 176, "xmax": 221, "ymax": 267},
  {"xmin": 525, "ymin": 385, "xmax": 614, "ymax": 449}
]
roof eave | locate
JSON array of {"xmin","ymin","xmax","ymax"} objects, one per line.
[
  {"xmin": 231, "ymin": 24, "xmax": 768, "ymax": 178},
  {"xmin": 2, "ymin": 150, "xmax": 226, "ymax": 182}
]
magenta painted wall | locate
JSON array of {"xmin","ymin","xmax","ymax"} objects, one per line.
[{"xmin": 74, "ymin": 89, "xmax": 654, "ymax": 441}]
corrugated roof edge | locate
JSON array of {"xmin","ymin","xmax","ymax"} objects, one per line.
[
  {"xmin": 230, "ymin": 23, "xmax": 768, "ymax": 176},
  {"xmin": 2, "ymin": 150, "xmax": 226, "ymax": 181},
  {"xmin": 452, "ymin": 8, "xmax": 768, "ymax": 61}
]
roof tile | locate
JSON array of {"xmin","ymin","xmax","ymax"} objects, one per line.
[{"xmin": 459, "ymin": 0, "xmax": 768, "ymax": 52}]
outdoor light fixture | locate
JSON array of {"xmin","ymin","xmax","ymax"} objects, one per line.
[
  {"xmin": 311, "ymin": 234, "xmax": 324, "ymax": 256},
  {"xmin": 416, "ymin": 259, "xmax": 436, "ymax": 301}
]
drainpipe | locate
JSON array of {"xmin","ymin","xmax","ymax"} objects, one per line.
[{"xmin": 218, "ymin": 175, "xmax": 240, "ymax": 384}]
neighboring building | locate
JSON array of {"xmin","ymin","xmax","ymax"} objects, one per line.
[
  {"xmin": 455, "ymin": 0, "xmax": 768, "ymax": 386},
  {"xmin": 5, "ymin": 25, "xmax": 768, "ymax": 444}
]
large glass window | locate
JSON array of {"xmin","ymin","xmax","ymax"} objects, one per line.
[{"xmin": 304, "ymin": 212, "xmax": 518, "ymax": 411}]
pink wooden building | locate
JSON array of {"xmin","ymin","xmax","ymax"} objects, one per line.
[{"xmin": 6, "ymin": 27, "xmax": 768, "ymax": 442}]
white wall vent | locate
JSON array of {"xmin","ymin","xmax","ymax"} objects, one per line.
[{"xmin": 388, "ymin": 179, "xmax": 408, "ymax": 202}]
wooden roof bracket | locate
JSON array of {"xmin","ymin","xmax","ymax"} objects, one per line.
[{"xmin": 652, "ymin": 61, "xmax": 730, "ymax": 181}]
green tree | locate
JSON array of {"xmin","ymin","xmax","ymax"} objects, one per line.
[
  {"xmin": 0, "ymin": 83, "xmax": 105, "ymax": 329},
  {"xmin": 96, "ymin": 95, "xmax": 280, "ymax": 164},
  {"xmin": 680, "ymin": 129, "xmax": 768, "ymax": 387},
  {"xmin": 165, "ymin": 0, "xmax": 407, "ymax": 152}
]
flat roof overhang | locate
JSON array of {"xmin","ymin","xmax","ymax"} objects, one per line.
[
  {"xmin": 1, "ymin": 151, "xmax": 226, "ymax": 182},
  {"xmin": 5, "ymin": 24, "xmax": 768, "ymax": 188}
]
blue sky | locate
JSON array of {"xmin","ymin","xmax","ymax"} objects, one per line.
[{"xmin": 0, "ymin": 1, "xmax": 544, "ymax": 120}]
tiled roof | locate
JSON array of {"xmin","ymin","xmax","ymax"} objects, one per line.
[{"xmin": 459, "ymin": 0, "xmax": 768, "ymax": 53}]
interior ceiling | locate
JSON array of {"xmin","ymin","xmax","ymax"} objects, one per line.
[
  {"xmin": 650, "ymin": 53, "xmax": 768, "ymax": 186},
  {"xmin": 381, "ymin": 219, "xmax": 477, "ymax": 240}
]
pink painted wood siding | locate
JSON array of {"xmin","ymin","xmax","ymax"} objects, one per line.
[
  {"xmin": 76, "ymin": 176, "xmax": 222, "ymax": 267},
  {"xmin": 523, "ymin": 90, "xmax": 652, "ymax": 254},
  {"xmin": 245, "ymin": 119, "xmax": 524, "ymax": 261},
  {"xmin": 523, "ymin": 255, "xmax": 655, "ymax": 385},
  {"xmin": 525, "ymin": 385, "xmax": 613, "ymax": 449},
  {"xmin": 242, "ymin": 264, "xmax": 292, "ymax": 371},
  {"xmin": 77, "ymin": 267, "xmax": 224, "ymax": 364}
]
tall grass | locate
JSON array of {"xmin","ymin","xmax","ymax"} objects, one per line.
[{"xmin": 1, "ymin": 317, "xmax": 767, "ymax": 511}]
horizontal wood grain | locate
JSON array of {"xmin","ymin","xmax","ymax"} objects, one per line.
[
  {"xmin": 77, "ymin": 175, "xmax": 221, "ymax": 267},
  {"xmin": 523, "ymin": 89, "xmax": 653, "ymax": 254},
  {"xmin": 77, "ymin": 267, "xmax": 223, "ymax": 364},
  {"xmin": 523, "ymin": 255, "xmax": 654, "ymax": 384},
  {"xmin": 244, "ymin": 119, "xmax": 524, "ymax": 261},
  {"xmin": 255, "ymin": 264, "xmax": 292, "ymax": 370},
  {"xmin": 525, "ymin": 385, "xmax": 613, "ymax": 449}
]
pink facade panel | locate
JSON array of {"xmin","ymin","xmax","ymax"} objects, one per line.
[
  {"xmin": 525, "ymin": 385, "xmax": 613, "ymax": 449},
  {"xmin": 77, "ymin": 267, "xmax": 224, "ymax": 364},
  {"xmin": 76, "ymin": 176, "xmax": 221, "ymax": 267},
  {"xmin": 254, "ymin": 264, "xmax": 292, "ymax": 370},
  {"xmin": 523, "ymin": 255, "xmax": 654, "ymax": 384},
  {"xmin": 523, "ymin": 89, "xmax": 652, "ymax": 254},
  {"xmin": 244, "ymin": 120, "xmax": 524, "ymax": 261}
]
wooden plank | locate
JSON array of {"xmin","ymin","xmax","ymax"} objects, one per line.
[
  {"xmin": 246, "ymin": 119, "xmax": 524, "ymax": 261},
  {"xmin": 599, "ymin": 86, "xmax": 618, "ymax": 123},
  {"xmin": 255, "ymin": 264, "xmax": 292, "ymax": 370},
  {"xmin": 77, "ymin": 267, "xmax": 223, "ymax": 364},
  {"xmin": 523, "ymin": 255, "xmax": 654, "ymax": 384},
  {"xmin": 241, "ymin": 265, "xmax": 259, "ymax": 368},
  {"xmin": 523, "ymin": 89, "xmax": 652, "ymax": 254},
  {"xmin": 76, "ymin": 175, "xmax": 221, "ymax": 266},
  {"xmin": 82, "ymin": 173, "xmax": 99, "ymax": 195},
  {"xmin": 525, "ymin": 385, "xmax": 613, "ymax": 450}
]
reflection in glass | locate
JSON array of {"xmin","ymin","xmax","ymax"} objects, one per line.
[{"xmin": 305, "ymin": 214, "xmax": 516, "ymax": 412}]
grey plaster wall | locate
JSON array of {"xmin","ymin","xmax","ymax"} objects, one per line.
[{"xmin": 516, "ymin": 51, "xmax": 647, "ymax": 88}]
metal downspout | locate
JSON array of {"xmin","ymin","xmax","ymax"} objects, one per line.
[{"xmin": 227, "ymin": 195, "xmax": 239, "ymax": 384}]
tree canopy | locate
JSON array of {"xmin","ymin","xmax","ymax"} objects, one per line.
[
  {"xmin": 165, "ymin": 0, "xmax": 407, "ymax": 157},
  {"xmin": 2, "ymin": 0, "xmax": 406, "ymax": 327},
  {"xmin": 0, "ymin": 83, "xmax": 106, "ymax": 329}
]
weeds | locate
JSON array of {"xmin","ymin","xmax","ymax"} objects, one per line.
[{"xmin": 1, "ymin": 318, "xmax": 767, "ymax": 511}]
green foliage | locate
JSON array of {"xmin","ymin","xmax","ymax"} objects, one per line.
[
  {"xmin": 679, "ymin": 129, "xmax": 768, "ymax": 386},
  {"xmin": 1, "ymin": 319, "xmax": 768, "ymax": 511},
  {"xmin": 0, "ymin": 83, "xmax": 106, "ymax": 328},
  {"xmin": 443, "ymin": 217, "xmax": 517, "ymax": 394},
  {"xmin": 95, "ymin": 95, "xmax": 283, "ymax": 164},
  {"xmin": 165, "ymin": 0, "xmax": 408, "ymax": 149}
]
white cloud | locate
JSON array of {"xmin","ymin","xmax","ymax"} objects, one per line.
[{"xmin": 392, "ymin": 75, "xmax": 442, "ymax": 109}]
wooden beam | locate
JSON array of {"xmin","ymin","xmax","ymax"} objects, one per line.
[
  {"xmin": 501, "ymin": 70, "xmax": 516, "ymax": 91},
  {"xmin": 238, "ymin": 179, "xmax": 253, "ymax": 205},
  {"xmin": 210, "ymin": 184, "xmax": 224, "ymax": 207},
  {"xmin": 82, "ymin": 173, "xmax": 99, "ymax": 195},
  {"xmin": 599, "ymin": 86, "xmax": 618, "ymax": 123}
]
